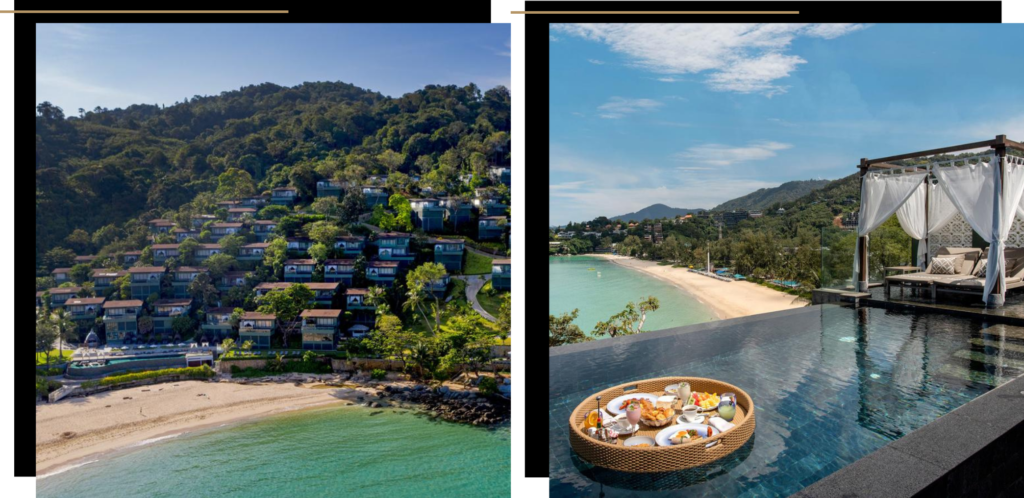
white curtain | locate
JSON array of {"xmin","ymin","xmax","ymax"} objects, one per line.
[
  {"xmin": 896, "ymin": 180, "xmax": 962, "ymax": 265},
  {"xmin": 934, "ymin": 155, "xmax": 1024, "ymax": 303},
  {"xmin": 854, "ymin": 170, "xmax": 928, "ymax": 284}
]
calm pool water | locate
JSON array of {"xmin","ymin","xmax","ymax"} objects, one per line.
[
  {"xmin": 549, "ymin": 305, "xmax": 1024, "ymax": 496},
  {"xmin": 549, "ymin": 256, "xmax": 717, "ymax": 334},
  {"xmin": 38, "ymin": 405, "xmax": 510, "ymax": 497}
]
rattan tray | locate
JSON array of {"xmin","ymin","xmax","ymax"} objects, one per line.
[{"xmin": 569, "ymin": 377, "xmax": 755, "ymax": 473}]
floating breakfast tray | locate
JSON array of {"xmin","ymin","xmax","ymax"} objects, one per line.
[{"xmin": 568, "ymin": 377, "xmax": 755, "ymax": 473}]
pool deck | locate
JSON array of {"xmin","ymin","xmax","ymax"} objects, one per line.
[
  {"xmin": 796, "ymin": 372, "xmax": 1024, "ymax": 497},
  {"xmin": 815, "ymin": 285, "xmax": 1024, "ymax": 326}
]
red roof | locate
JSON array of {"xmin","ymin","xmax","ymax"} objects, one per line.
[
  {"xmin": 151, "ymin": 244, "xmax": 180, "ymax": 250},
  {"xmin": 48, "ymin": 287, "xmax": 82, "ymax": 294},
  {"xmin": 300, "ymin": 309, "xmax": 342, "ymax": 318},
  {"xmin": 129, "ymin": 266, "xmax": 166, "ymax": 273},
  {"xmin": 153, "ymin": 298, "xmax": 193, "ymax": 307},
  {"xmin": 103, "ymin": 300, "xmax": 144, "ymax": 309},
  {"xmin": 285, "ymin": 259, "xmax": 316, "ymax": 265},
  {"xmin": 212, "ymin": 223, "xmax": 243, "ymax": 228},
  {"xmin": 493, "ymin": 259, "xmax": 511, "ymax": 265},
  {"xmin": 241, "ymin": 311, "xmax": 276, "ymax": 320},
  {"xmin": 345, "ymin": 288, "xmax": 369, "ymax": 295},
  {"xmin": 65, "ymin": 297, "xmax": 106, "ymax": 306}
]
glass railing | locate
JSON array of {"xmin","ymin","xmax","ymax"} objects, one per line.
[{"xmin": 820, "ymin": 224, "xmax": 913, "ymax": 290}]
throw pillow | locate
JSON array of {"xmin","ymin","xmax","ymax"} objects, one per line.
[
  {"xmin": 973, "ymin": 258, "xmax": 987, "ymax": 277},
  {"xmin": 928, "ymin": 256, "xmax": 957, "ymax": 275}
]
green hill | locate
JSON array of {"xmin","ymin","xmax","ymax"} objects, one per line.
[
  {"xmin": 609, "ymin": 204, "xmax": 704, "ymax": 222},
  {"xmin": 713, "ymin": 179, "xmax": 832, "ymax": 212}
]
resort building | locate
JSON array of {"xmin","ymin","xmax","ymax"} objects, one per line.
[
  {"xmin": 217, "ymin": 271, "xmax": 249, "ymax": 293},
  {"xmin": 431, "ymin": 238, "xmax": 464, "ymax": 272},
  {"xmin": 271, "ymin": 186, "xmax": 298, "ymax": 205},
  {"xmin": 227, "ymin": 207, "xmax": 257, "ymax": 221},
  {"xmin": 238, "ymin": 311, "xmax": 277, "ymax": 349},
  {"xmin": 91, "ymin": 269, "xmax": 126, "ymax": 294},
  {"xmin": 194, "ymin": 243, "xmax": 223, "ymax": 262},
  {"xmin": 299, "ymin": 309, "xmax": 341, "ymax": 350},
  {"xmin": 151, "ymin": 298, "xmax": 192, "ymax": 336},
  {"xmin": 344, "ymin": 288, "xmax": 375, "ymax": 326},
  {"xmin": 254, "ymin": 282, "xmax": 293, "ymax": 298},
  {"xmin": 191, "ymin": 214, "xmax": 218, "ymax": 228},
  {"xmin": 367, "ymin": 260, "xmax": 400, "ymax": 287},
  {"xmin": 478, "ymin": 216, "xmax": 507, "ymax": 240},
  {"xmin": 375, "ymin": 232, "xmax": 414, "ymax": 263},
  {"xmin": 51, "ymin": 268, "xmax": 71, "ymax": 283},
  {"xmin": 122, "ymin": 250, "xmax": 142, "ymax": 266},
  {"xmin": 476, "ymin": 197, "xmax": 509, "ymax": 217},
  {"xmin": 335, "ymin": 235, "xmax": 366, "ymax": 257},
  {"xmin": 287, "ymin": 237, "xmax": 312, "ymax": 254},
  {"xmin": 307, "ymin": 282, "xmax": 340, "ymax": 307},
  {"xmin": 239, "ymin": 195, "xmax": 269, "ymax": 207},
  {"xmin": 489, "ymin": 166, "xmax": 511, "ymax": 186},
  {"xmin": 148, "ymin": 218, "xmax": 175, "ymax": 234},
  {"xmin": 47, "ymin": 286, "xmax": 82, "ymax": 307},
  {"xmin": 65, "ymin": 297, "xmax": 105, "ymax": 332},
  {"xmin": 252, "ymin": 220, "xmax": 277, "ymax": 241},
  {"xmin": 216, "ymin": 200, "xmax": 240, "ymax": 210},
  {"xmin": 425, "ymin": 275, "xmax": 450, "ymax": 298},
  {"xmin": 200, "ymin": 307, "xmax": 235, "ymax": 341},
  {"xmin": 284, "ymin": 259, "xmax": 316, "ymax": 283},
  {"xmin": 367, "ymin": 174, "xmax": 388, "ymax": 185},
  {"xmin": 723, "ymin": 210, "xmax": 750, "ymax": 227},
  {"xmin": 238, "ymin": 242, "xmax": 270, "ymax": 262},
  {"xmin": 129, "ymin": 266, "xmax": 166, "ymax": 299},
  {"xmin": 171, "ymin": 267, "xmax": 208, "ymax": 298},
  {"xmin": 410, "ymin": 198, "xmax": 445, "ymax": 232},
  {"xmin": 441, "ymin": 197, "xmax": 473, "ymax": 226},
  {"xmin": 361, "ymin": 185, "xmax": 389, "ymax": 208},
  {"xmin": 210, "ymin": 222, "xmax": 242, "ymax": 241},
  {"xmin": 316, "ymin": 179, "xmax": 344, "ymax": 198},
  {"xmin": 102, "ymin": 299, "xmax": 142, "ymax": 346},
  {"xmin": 151, "ymin": 243, "xmax": 180, "ymax": 265},
  {"xmin": 74, "ymin": 255, "xmax": 98, "ymax": 265},
  {"xmin": 323, "ymin": 259, "xmax": 355, "ymax": 285},
  {"xmin": 491, "ymin": 259, "xmax": 511, "ymax": 291},
  {"xmin": 172, "ymin": 227, "xmax": 200, "ymax": 242}
]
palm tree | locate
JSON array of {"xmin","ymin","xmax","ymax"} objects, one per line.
[
  {"xmin": 52, "ymin": 308, "xmax": 76, "ymax": 359},
  {"xmin": 365, "ymin": 286, "xmax": 391, "ymax": 316},
  {"xmin": 402, "ymin": 284, "xmax": 434, "ymax": 335}
]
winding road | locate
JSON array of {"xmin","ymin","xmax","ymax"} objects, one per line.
[{"xmin": 455, "ymin": 274, "xmax": 496, "ymax": 322}]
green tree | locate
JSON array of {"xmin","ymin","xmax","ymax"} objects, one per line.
[
  {"xmin": 388, "ymin": 194, "xmax": 413, "ymax": 231},
  {"xmin": 306, "ymin": 221, "xmax": 340, "ymax": 248},
  {"xmin": 262, "ymin": 238, "xmax": 289, "ymax": 279},
  {"xmin": 36, "ymin": 319, "xmax": 60, "ymax": 368},
  {"xmin": 43, "ymin": 247, "xmax": 76, "ymax": 270},
  {"xmin": 218, "ymin": 233, "xmax": 245, "ymax": 257},
  {"xmin": 52, "ymin": 308, "xmax": 77, "ymax": 356},
  {"xmin": 177, "ymin": 237, "xmax": 200, "ymax": 267},
  {"xmin": 405, "ymin": 263, "xmax": 448, "ymax": 333},
  {"xmin": 255, "ymin": 284, "xmax": 314, "ymax": 344},
  {"xmin": 187, "ymin": 273, "xmax": 219, "ymax": 307},
  {"xmin": 311, "ymin": 196, "xmax": 342, "ymax": 219},
  {"xmin": 258, "ymin": 204, "xmax": 291, "ymax": 220},
  {"xmin": 496, "ymin": 292, "xmax": 511, "ymax": 345},
  {"xmin": 309, "ymin": 243, "xmax": 330, "ymax": 264},
  {"xmin": 215, "ymin": 168, "xmax": 257, "ymax": 200},
  {"xmin": 593, "ymin": 297, "xmax": 660, "ymax": 338},
  {"xmin": 220, "ymin": 337, "xmax": 236, "ymax": 355},
  {"xmin": 204, "ymin": 253, "xmax": 236, "ymax": 280},
  {"xmin": 377, "ymin": 149, "xmax": 406, "ymax": 174},
  {"xmin": 69, "ymin": 263, "xmax": 92, "ymax": 285},
  {"xmin": 549, "ymin": 309, "xmax": 590, "ymax": 347},
  {"xmin": 171, "ymin": 314, "xmax": 196, "ymax": 341},
  {"xmin": 64, "ymin": 228, "xmax": 92, "ymax": 254},
  {"xmin": 339, "ymin": 191, "xmax": 366, "ymax": 224}
]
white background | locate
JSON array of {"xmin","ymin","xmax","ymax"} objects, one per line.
[{"xmin": 5, "ymin": 1, "xmax": 1024, "ymax": 497}]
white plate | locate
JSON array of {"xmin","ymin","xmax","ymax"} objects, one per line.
[
  {"xmin": 622, "ymin": 436, "xmax": 656, "ymax": 448},
  {"xmin": 610, "ymin": 414, "xmax": 639, "ymax": 434},
  {"xmin": 676, "ymin": 414, "xmax": 705, "ymax": 424},
  {"xmin": 605, "ymin": 393, "xmax": 660, "ymax": 416},
  {"xmin": 654, "ymin": 423, "xmax": 721, "ymax": 447}
]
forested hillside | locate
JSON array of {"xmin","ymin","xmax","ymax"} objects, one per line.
[
  {"xmin": 36, "ymin": 81, "xmax": 511, "ymax": 267},
  {"xmin": 712, "ymin": 179, "xmax": 831, "ymax": 212},
  {"xmin": 610, "ymin": 204, "xmax": 703, "ymax": 222}
]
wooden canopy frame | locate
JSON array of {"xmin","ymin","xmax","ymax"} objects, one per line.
[{"xmin": 855, "ymin": 135, "xmax": 1024, "ymax": 306}]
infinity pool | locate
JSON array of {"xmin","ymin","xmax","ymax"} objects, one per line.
[{"xmin": 548, "ymin": 305, "xmax": 1024, "ymax": 496}]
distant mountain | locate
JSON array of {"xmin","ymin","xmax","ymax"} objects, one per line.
[
  {"xmin": 610, "ymin": 204, "xmax": 703, "ymax": 222},
  {"xmin": 713, "ymin": 179, "xmax": 832, "ymax": 212}
]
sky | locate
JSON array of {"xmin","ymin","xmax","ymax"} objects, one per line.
[
  {"xmin": 549, "ymin": 23, "xmax": 1024, "ymax": 226},
  {"xmin": 36, "ymin": 23, "xmax": 510, "ymax": 114}
]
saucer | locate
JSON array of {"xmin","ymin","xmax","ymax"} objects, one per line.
[
  {"xmin": 612, "ymin": 414, "xmax": 639, "ymax": 434},
  {"xmin": 676, "ymin": 414, "xmax": 705, "ymax": 424}
]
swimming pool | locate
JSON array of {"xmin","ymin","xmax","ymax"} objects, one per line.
[{"xmin": 548, "ymin": 304, "xmax": 1024, "ymax": 496}]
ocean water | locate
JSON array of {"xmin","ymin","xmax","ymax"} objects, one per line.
[
  {"xmin": 37, "ymin": 405, "xmax": 510, "ymax": 497},
  {"xmin": 549, "ymin": 256, "xmax": 717, "ymax": 335}
]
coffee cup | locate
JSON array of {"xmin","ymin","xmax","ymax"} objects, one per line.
[{"xmin": 682, "ymin": 404, "xmax": 701, "ymax": 422}]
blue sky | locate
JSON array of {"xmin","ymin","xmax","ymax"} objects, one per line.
[
  {"xmin": 36, "ymin": 23, "xmax": 510, "ymax": 114},
  {"xmin": 549, "ymin": 23, "xmax": 1024, "ymax": 225}
]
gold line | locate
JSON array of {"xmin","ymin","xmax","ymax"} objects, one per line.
[
  {"xmin": 512, "ymin": 11, "xmax": 799, "ymax": 14},
  {"xmin": 0, "ymin": 10, "xmax": 288, "ymax": 13}
]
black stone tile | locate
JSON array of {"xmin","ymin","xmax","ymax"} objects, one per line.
[{"xmin": 793, "ymin": 446, "xmax": 945, "ymax": 498}]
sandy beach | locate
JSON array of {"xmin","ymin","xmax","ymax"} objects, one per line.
[
  {"xmin": 592, "ymin": 254, "xmax": 808, "ymax": 320},
  {"xmin": 36, "ymin": 380, "xmax": 372, "ymax": 476}
]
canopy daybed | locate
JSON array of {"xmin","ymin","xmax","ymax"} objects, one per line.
[{"xmin": 854, "ymin": 135, "xmax": 1024, "ymax": 307}]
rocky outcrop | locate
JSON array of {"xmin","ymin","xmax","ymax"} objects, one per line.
[{"xmin": 374, "ymin": 384, "xmax": 510, "ymax": 427}]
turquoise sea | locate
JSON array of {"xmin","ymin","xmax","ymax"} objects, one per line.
[
  {"xmin": 37, "ymin": 405, "xmax": 510, "ymax": 498},
  {"xmin": 550, "ymin": 256, "xmax": 717, "ymax": 335}
]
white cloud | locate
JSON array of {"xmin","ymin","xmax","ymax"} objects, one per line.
[
  {"xmin": 587, "ymin": 59, "xmax": 605, "ymax": 65},
  {"xmin": 596, "ymin": 97, "xmax": 662, "ymax": 119},
  {"xmin": 550, "ymin": 35, "xmax": 560, "ymax": 42},
  {"xmin": 657, "ymin": 77, "xmax": 682, "ymax": 82},
  {"xmin": 676, "ymin": 141, "xmax": 793, "ymax": 166},
  {"xmin": 550, "ymin": 23, "xmax": 868, "ymax": 96}
]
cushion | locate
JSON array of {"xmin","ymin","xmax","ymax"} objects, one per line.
[
  {"xmin": 927, "ymin": 255, "xmax": 962, "ymax": 275},
  {"xmin": 973, "ymin": 258, "xmax": 988, "ymax": 277}
]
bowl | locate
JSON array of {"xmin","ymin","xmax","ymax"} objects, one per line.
[{"xmin": 622, "ymin": 436, "xmax": 656, "ymax": 448}]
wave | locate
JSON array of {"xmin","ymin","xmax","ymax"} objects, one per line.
[
  {"xmin": 131, "ymin": 433, "xmax": 182, "ymax": 447},
  {"xmin": 37, "ymin": 460, "xmax": 98, "ymax": 479}
]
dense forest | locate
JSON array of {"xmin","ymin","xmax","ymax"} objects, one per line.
[
  {"xmin": 36, "ymin": 81, "xmax": 511, "ymax": 268},
  {"xmin": 712, "ymin": 179, "xmax": 831, "ymax": 211}
]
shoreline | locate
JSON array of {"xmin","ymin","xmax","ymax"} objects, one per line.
[
  {"xmin": 35, "ymin": 380, "xmax": 358, "ymax": 476},
  {"xmin": 588, "ymin": 254, "xmax": 808, "ymax": 320}
]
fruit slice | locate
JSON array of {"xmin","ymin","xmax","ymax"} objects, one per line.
[{"xmin": 585, "ymin": 410, "xmax": 600, "ymax": 429}]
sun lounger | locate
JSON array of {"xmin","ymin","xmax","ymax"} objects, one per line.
[
  {"xmin": 884, "ymin": 247, "xmax": 982, "ymax": 298},
  {"xmin": 933, "ymin": 247, "xmax": 1024, "ymax": 300}
]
